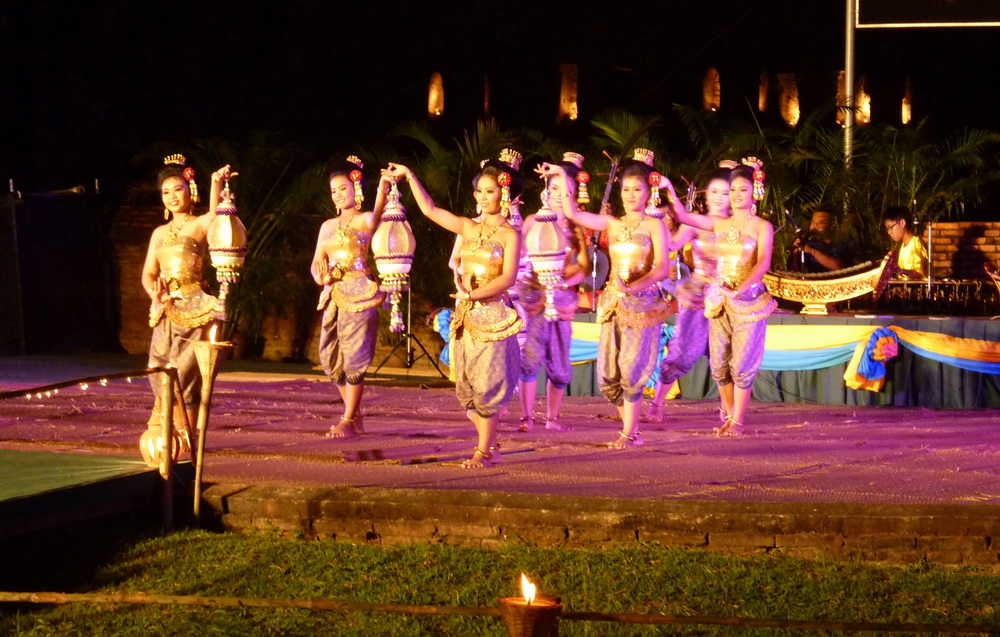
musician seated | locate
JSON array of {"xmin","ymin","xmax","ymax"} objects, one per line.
[
  {"xmin": 789, "ymin": 208, "xmax": 850, "ymax": 273},
  {"xmin": 883, "ymin": 206, "xmax": 928, "ymax": 279}
]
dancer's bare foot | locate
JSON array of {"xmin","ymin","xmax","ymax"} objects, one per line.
[
  {"xmin": 327, "ymin": 417, "xmax": 360, "ymax": 439},
  {"xmin": 607, "ymin": 430, "xmax": 644, "ymax": 449},
  {"xmin": 713, "ymin": 416, "xmax": 742, "ymax": 437},
  {"xmin": 544, "ymin": 418, "xmax": 574, "ymax": 432},
  {"xmin": 460, "ymin": 446, "xmax": 500, "ymax": 468},
  {"xmin": 518, "ymin": 416, "xmax": 535, "ymax": 432},
  {"xmin": 639, "ymin": 402, "xmax": 664, "ymax": 423}
]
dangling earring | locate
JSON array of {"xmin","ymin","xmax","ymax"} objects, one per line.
[
  {"xmin": 164, "ymin": 208, "xmax": 170, "ymax": 220},
  {"xmin": 750, "ymin": 203, "xmax": 758, "ymax": 217}
]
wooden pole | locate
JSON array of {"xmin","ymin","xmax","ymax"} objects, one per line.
[
  {"xmin": 0, "ymin": 591, "xmax": 500, "ymax": 618},
  {"xmin": 158, "ymin": 370, "xmax": 175, "ymax": 530},
  {"xmin": 0, "ymin": 591, "xmax": 997, "ymax": 634}
]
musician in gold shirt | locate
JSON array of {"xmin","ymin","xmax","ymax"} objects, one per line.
[{"xmin": 883, "ymin": 207, "xmax": 928, "ymax": 279}]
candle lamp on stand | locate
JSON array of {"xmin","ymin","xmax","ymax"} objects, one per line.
[
  {"xmin": 498, "ymin": 573, "xmax": 562, "ymax": 637},
  {"xmin": 192, "ymin": 325, "xmax": 233, "ymax": 523}
]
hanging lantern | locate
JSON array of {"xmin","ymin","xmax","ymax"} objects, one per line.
[
  {"xmin": 208, "ymin": 181, "xmax": 248, "ymax": 319},
  {"xmin": 372, "ymin": 183, "xmax": 416, "ymax": 332},
  {"xmin": 524, "ymin": 189, "xmax": 569, "ymax": 321}
]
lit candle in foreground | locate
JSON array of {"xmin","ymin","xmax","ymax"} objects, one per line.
[
  {"xmin": 498, "ymin": 573, "xmax": 562, "ymax": 636},
  {"xmin": 521, "ymin": 573, "xmax": 536, "ymax": 606}
]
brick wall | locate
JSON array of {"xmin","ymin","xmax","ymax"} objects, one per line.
[
  {"xmin": 110, "ymin": 206, "xmax": 160, "ymax": 355},
  {"xmin": 924, "ymin": 221, "xmax": 1000, "ymax": 280}
]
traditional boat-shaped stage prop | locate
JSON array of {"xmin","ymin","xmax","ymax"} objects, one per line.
[{"xmin": 763, "ymin": 258, "xmax": 893, "ymax": 316}]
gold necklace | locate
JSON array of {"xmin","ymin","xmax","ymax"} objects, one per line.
[
  {"xmin": 721, "ymin": 213, "xmax": 752, "ymax": 244},
  {"xmin": 468, "ymin": 219, "xmax": 504, "ymax": 252},
  {"xmin": 163, "ymin": 214, "xmax": 192, "ymax": 246},
  {"xmin": 616, "ymin": 214, "xmax": 644, "ymax": 243},
  {"xmin": 333, "ymin": 210, "xmax": 357, "ymax": 243}
]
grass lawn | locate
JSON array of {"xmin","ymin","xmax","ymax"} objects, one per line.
[{"xmin": 2, "ymin": 529, "xmax": 1000, "ymax": 635}]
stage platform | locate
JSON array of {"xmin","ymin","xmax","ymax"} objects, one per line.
[
  {"xmin": 560, "ymin": 313, "xmax": 1000, "ymax": 409},
  {"xmin": 2, "ymin": 355, "xmax": 1000, "ymax": 564},
  {"xmin": 0, "ymin": 450, "xmax": 170, "ymax": 541}
]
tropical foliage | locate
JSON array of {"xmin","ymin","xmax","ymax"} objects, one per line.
[{"xmin": 129, "ymin": 107, "xmax": 1000, "ymax": 355}]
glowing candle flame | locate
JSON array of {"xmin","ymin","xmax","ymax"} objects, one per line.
[
  {"xmin": 520, "ymin": 573, "xmax": 536, "ymax": 605},
  {"xmin": 209, "ymin": 324, "xmax": 219, "ymax": 344}
]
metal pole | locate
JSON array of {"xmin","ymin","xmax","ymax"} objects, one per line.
[
  {"xmin": 405, "ymin": 287, "xmax": 413, "ymax": 367},
  {"xmin": 844, "ymin": 0, "xmax": 856, "ymax": 166}
]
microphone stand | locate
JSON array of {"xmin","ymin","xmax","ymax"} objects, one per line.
[{"xmin": 372, "ymin": 287, "xmax": 447, "ymax": 378}]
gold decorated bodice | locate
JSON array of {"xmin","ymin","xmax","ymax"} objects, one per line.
[
  {"xmin": 691, "ymin": 230, "xmax": 718, "ymax": 281},
  {"xmin": 715, "ymin": 233, "xmax": 758, "ymax": 289},
  {"xmin": 150, "ymin": 234, "xmax": 219, "ymax": 329},
  {"xmin": 460, "ymin": 238, "xmax": 504, "ymax": 293},
  {"xmin": 609, "ymin": 231, "xmax": 653, "ymax": 286},
  {"xmin": 323, "ymin": 224, "xmax": 371, "ymax": 274},
  {"xmin": 316, "ymin": 222, "xmax": 383, "ymax": 313},
  {"xmin": 156, "ymin": 236, "xmax": 204, "ymax": 292}
]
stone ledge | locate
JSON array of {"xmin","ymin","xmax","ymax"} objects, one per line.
[{"xmin": 200, "ymin": 485, "xmax": 1000, "ymax": 566}]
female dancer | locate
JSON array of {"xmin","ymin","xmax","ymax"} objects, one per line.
[
  {"xmin": 143, "ymin": 157, "xmax": 235, "ymax": 432},
  {"xmin": 642, "ymin": 165, "xmax": 733, "ymax": 423},
  {"xmin": 311, "ymin": 156, "xmax": 391, "ymax": 438},
  {"xmin": 384, "ymin": 152, "xmax": 523, "ymax": 468},
  {"xmin": 538, "ymin": 158, "xmax": 671, "ymax": 448},
  {"xmin": 515, "ymin": 152, "xmax": 590, "ymax": 432},
  {"xmin": 664, "ymin": 159, "xmax": 776, "ymax": 435}
]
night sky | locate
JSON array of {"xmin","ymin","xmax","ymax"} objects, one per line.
[{"xmin": 1, "ymin": 1, "xmax": 997, "ymax": 198}]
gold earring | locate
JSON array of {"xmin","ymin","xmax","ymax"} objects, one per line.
[{"xmin": 164, "ymin": 208, "xmax": 170, "ymax": 220}]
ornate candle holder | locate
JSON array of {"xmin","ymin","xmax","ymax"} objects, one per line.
[
  {"xmin": 524, "ymin": 189, "xmax": 568, "ymax": 321},
  {"xmin": 208, "ymin": 180, "xmax": 248, "ymax": 320},
  {"xmin": 139, "ymin": 370, "xmax": 186, "ymax": 474},
  {"xmin": 192, "ymin": 328, "xmax": 233, "ymax": 523},
  {"xmin": 372, "ymin": 182, "xmax": 416, "ymax": 332},
  {"xmin": 498, "ymin": 574, "xmax": 562, "ymax": 637}
]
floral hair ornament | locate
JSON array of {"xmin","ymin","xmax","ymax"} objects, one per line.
[
  {"xmin": 648, "ymin": 171, "xmax": 663, "ymax": 207},
  {"xmin": 497, "ymin": 170, "xmax": 513, "ymax": 213},
  {"xmin": 163, "ymin": 154, "xmax": 200, "ymax": 204},
  {"xmin": 741, "ymin": 156, "xmax": 766, "ymax": 202},
  {"xmin": 562, "ymin": 152, "xmax": 590, "ymax": 206},
  {"xmin": 347, "ymin": 155, "xmax": 364, "ymax": 208},
  {"xmin": 631, "ymin": 149, "xmax": 661, "ymax": 208},
  {"xmin": 497, "ymin": 148, "xmax": 522, "ymax": 213},
  {"xmin": 719, "ymin": 159, "xmax": 740, "ymax": 170}
]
